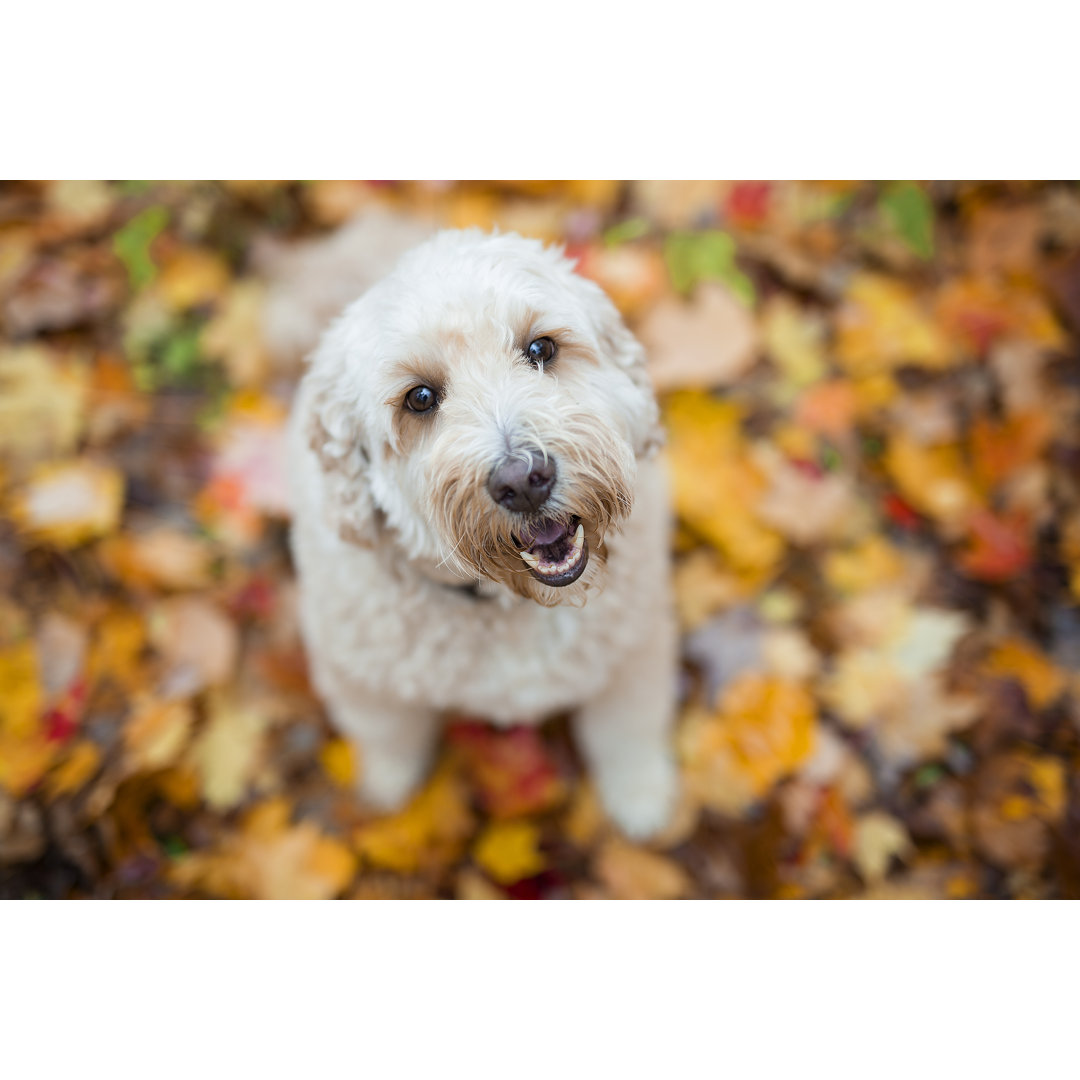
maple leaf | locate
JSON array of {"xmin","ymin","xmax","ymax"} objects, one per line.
[
  {"xmin": 836, "ymin": 274, "xmax": 954, "ymax": 375},
  {"xmin": 170, "ymin": 798, "xmax": 356, "ymax": 899},
  {"xmin": 593, "ymin": 837, "xmax": 692, "ymax": 900},
  {"xmin": 0, "ymin": 346, "xmax": 88, "ymax": 464},
  {"xmin": 187, "ymin": 694, "xmax": 272, "ymax": 812},
  {"xmin": 982, "ymin": 638, "xmax": 1067, "ymax": 711},
  {"xmin": 354, "ymin": 763, "xmax": 476, "ymax": 874},
  {"xmin": 472, "ymin": 820, "xmax": 546, "ymax": 885},
  {"xmin": 639, "ymin": 284, "xmax": 759, "ymax": 392},
  {"xmin": 679, "ymin": 675, "xmax": 817, "ymax": 816},
  {"xmin": 447, "ymin": 722, "xmax": 566, "ymax": 819},
  {"xmin": 8, "ymin": 459, "xmax": 124, "ymax": 547}
]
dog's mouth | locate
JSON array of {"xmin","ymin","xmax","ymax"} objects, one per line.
[{"xmin": 513, "ymin": 515, "xmax": 588, "ymax": 587}]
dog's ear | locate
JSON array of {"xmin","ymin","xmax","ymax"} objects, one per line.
[
  {"xmin": 592, "ymin": 298, "xmax": 665, "ymax": 459},
  {"xmin": 301, "ymin": 360, "xmax": 380, "ymax": 549}
]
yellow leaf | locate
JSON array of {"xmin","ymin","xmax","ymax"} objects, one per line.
[
  {"xmin": 187, "ymin": 694, "xmax": 268, "ymax": 811},
  {"xmin": 664, "ymin": 392, "xmax": 785, "ymax": 578},
  {"xmin": 9, "ymin": 460, "xmax": 124, "ymax": 547},
  {"xmin": 593, "ymin": 837, "xmax": 692, "ymax": 899},
  {"xmin": 157, "ymin": 248, "xmax": 231, "ymax": 311},
  {"xmin": 884, "ymin": 435, "xmax": 981, "ymax": 530},
  {"xmin": 320, "ymin": 738, "xmax": 357, "ymax": 787},
  {"xmin": 124, "ymin": 697, "xmax": 195, "ymax": 772},
  {"xmin": 0, "ymin": 641, "xmax": 42, "ymax": 739},
  {"xmin": 473, "ymin": 820, "xmax": 546, "ymax": 885},
  {"xmin": 200, "ymin": 280, "xmax": 271, "ymax": 388},
  {"xmin": 45, "ymin": 741, "xmax": 102, "ymax": 798},
  {"xmin": 1026, "ymin": 755, "xmax": 1066, "ymax": 822},
  {"xmin": 100, "ymin": 527, "xmax": 213, "ymax": 590},
  {"xmin": 355, "ymin": 763, "xmax": 475, "ymax": 874},
  {"xmin": 0, "ymin": 346, "xmax": 88, "ymax": 464},
  {"xmin": 853, "ymin": 812, "xmax": 912, "ymax": 885},
  {"xmin": 761, "ymin": 295, "xmax": 827, "ymax": 387},
  {"xmin": 679, "ymin": 675, "xmax": 816, "ymax": 815},
  {"xmin": 836, "ymin": 274, "xmax": 953, "ymax": 375},
  {"xmin": 0, "ymin": 732, "xmax": 56, "ymax": 798},
  {"xmin": 171, "ymin": 797, "xmax": 356, "ymax": 899},
  {"xmin": 825, "ymin": 536, "xmax": 906, "ymax": 595},
  {"xmin": 983, "ymin": 638, "xmax": 1067, "ymax": 710},
  {"xmin": 88, "ymin": 607, "xmax": 146, "ymax": 691}
]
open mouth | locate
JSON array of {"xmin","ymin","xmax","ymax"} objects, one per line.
[{"xmin": 514, "ymin": 515, "xmax": 588, "ymax": 587}]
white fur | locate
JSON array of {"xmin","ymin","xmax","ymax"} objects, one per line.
[{"xmin": 287, "ymin": 227, "xmax": 678, "ymax": 838}]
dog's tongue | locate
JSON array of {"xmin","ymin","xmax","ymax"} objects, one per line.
[{"xmin": 519, "ymin": 519, "xmax": 570, "ymax": 549}]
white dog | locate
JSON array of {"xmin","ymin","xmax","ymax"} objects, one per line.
[{"xmin": 288, "ymin": 228, "xmax": 678, "ymax": 838}]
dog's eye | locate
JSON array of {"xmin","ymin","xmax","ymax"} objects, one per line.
[
  {"xmin": 405, "ymin": 385, "xmax": 438, "ymax": 413},
  {"xmin": 525, "ymin": 337, "xmax": 557, "ymax": 367}
]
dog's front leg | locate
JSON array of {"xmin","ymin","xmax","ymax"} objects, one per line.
[
  {"xmin": 323, "ymin": 684, "xmax": 442, "ymax": 811},
  {"xmin": 573, "ymin": 610, "xmax": 680, "ymax": 840}
]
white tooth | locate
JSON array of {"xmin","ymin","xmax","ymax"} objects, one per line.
[
  {"xmin": 572, "ymin": 524, "xmax": 584, "ymax": 550},
  {"xmin": 519, "ymin": 550, "xmax": 540, "ymax": 569}
]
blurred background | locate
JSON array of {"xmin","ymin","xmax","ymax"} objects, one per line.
[{"xmin": 1, "ymin": 179, "xmax": 1079, "ymax": 899}]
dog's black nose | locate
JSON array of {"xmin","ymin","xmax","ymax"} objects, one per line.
[{"xmin": 487, "ymin": 451, "xmax": 556, "ymax": 512}]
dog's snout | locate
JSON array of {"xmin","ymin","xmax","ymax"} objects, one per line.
[{"xmin": 487, "ymin": 451, "xmax": 556, "ymax": 512}]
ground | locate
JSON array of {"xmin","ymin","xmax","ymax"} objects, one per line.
[{"xmin": 1, "ymin": 179, "xmax": 1079, "ymax": 899}]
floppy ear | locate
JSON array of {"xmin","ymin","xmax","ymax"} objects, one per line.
[
  {"xmin": 301, "ymin": 349, "xmax": 381, "ymax": 549},
  {"xmin": 592, "ymin": 295, "xmax": 665, "ymax": 459}
]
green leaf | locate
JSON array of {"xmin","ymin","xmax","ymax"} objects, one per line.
[
  {"xmin": 880, "ymin": 182, "xmax": 934, "ymax": 260},
  {"xmin": 112, "ymin": 206, "xmax": 169, "ymax": 289},
  {"xmin": 602, "ymin": 217, "xmax": 650, "ymax": 247},
  {"xmin": 663, "ymin": 229, "xmax": 755, "ymax": 305}
]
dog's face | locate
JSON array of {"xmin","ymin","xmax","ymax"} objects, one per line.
[{"xmin": 304, "ymin": 230, "xmax": 661, "ymax": 604}]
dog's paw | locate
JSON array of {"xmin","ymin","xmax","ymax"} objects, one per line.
[
  {"xmin": 595, "ymin": 751, "xmax": 680, "ymax": 841},
  {"xmin": 357, "ymin": 753, "xmax": 429, "ymax": 812}
]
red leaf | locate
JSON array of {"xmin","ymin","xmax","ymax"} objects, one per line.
[{"xmin": 959, "ymin": 510, "xmax": 1032, "ymax": 582}]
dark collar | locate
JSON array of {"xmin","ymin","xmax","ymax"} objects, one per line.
[{"xmin": 444, "ymin": 579, "xmax": 492, "ymax": 601}]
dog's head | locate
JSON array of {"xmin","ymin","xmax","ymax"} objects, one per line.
[{"xmin": 303, "ymin": 229, "xmax": 662, "ymax": 604}]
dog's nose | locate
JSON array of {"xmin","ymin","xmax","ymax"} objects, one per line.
[{"xmin": 487, "ymin": 451, "xmax": 556, "ymax": 512}]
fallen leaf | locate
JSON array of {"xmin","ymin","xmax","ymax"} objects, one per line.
[
  {"xmin": 354, "ymin": 763, "xmax": 475, "ymax": 874},
  {"xmin": 150, "ymin": 596, "xmax": 239, "ymax": 695},
  {"xmin": 593, "ymin": 836, "xmax": 692, "ymax": 899},
  {"xmin": 836, "ymin": 274, "xmax": 953, "ymax": 375},
  {"xmin": 473, "ymin": 820, "xmax": 546, "ymax": 885},
  {"xmin": 853, "ymin": 811, "xmax": 912, "ymax": 884},
  {"xmin": 640, "ymin": 284, "xmax": 759, "ymax": 391},
  {"xmin": 123, "ymin": 697, "xmax": 195, "ymax": 772},
  {"xmin": 447, "ymin": 722, "xmax": 566, "ymax": 819},
  {"xmin": 0, "ymin": 346, "xmax": 88, "ymax": 463},
  {"xmin": 8, "ymin": 460, "xmax": 125, "ymax": 547},
  {"xmin": 170, "ymin": 797, "xmax": 356, "ymax": 899},
  {"xmin": 679, "ymin": 675, "xmax": 817, "ymax": 815},
  {"xmin": 982, "ymin": 638, "xmax": 1067, "ymax": 710},
  {"xmin": 187, "ymin": 694, "xmax": 271, "ymax": 811}
]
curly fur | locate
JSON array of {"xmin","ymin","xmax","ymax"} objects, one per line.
[{"xmin": 287, "ymin": 227, "xmax": 679, "ymax": 838}]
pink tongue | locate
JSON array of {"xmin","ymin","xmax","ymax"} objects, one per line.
[{"xmin": 523, "ymin": 520, "xmax": 569, "ymax": 548}]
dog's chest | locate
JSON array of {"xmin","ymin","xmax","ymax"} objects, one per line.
[{"xmin": 329, "ymin": 568, "xmax": 641, "ymax": 723}]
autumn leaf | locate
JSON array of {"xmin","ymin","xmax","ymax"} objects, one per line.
[
  {"xmin": 354, "ymin": 763, "xmax": 476, "ymax": 875},
  {"xmin": 447, "ymin": 722, "xmax": 566, "ymax": 819},
  {"xmin": 8, "ymin": 460, "xmax": 124, "ymax": 547},
  {"xmin": 473, "ymin": 820, "xmax": 546, "ymax": 885},
  {"xmin": 639, "ymin": 284, "xmax": 759, "ymax": 391},
  {"xmin": 593, "ymin": 837, "xmax": 692, "ymax": 900},
  {"xmin": 170, "ymin": 797, "xmax": 355, "ymax": 900},
  {"xmin": 982, "ymin": 638, "xmax": 1067, "ymax": 711},
  {"xmin": 679, "ymin": 675, "xmax": 817, "ymax": 816}
]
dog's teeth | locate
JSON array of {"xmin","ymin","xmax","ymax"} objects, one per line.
[
  {"xmin": 519, "ymin": 550, "xmax": 540, "ymax": 569},
  {"xmin": 572, "ymin": 524, "xmax": 584, "ymax": 551}
]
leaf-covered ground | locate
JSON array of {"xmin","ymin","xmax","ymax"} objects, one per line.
[{"xmin": 2, "ymin": 180, "xmax": 1079, "ymax": 899}]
